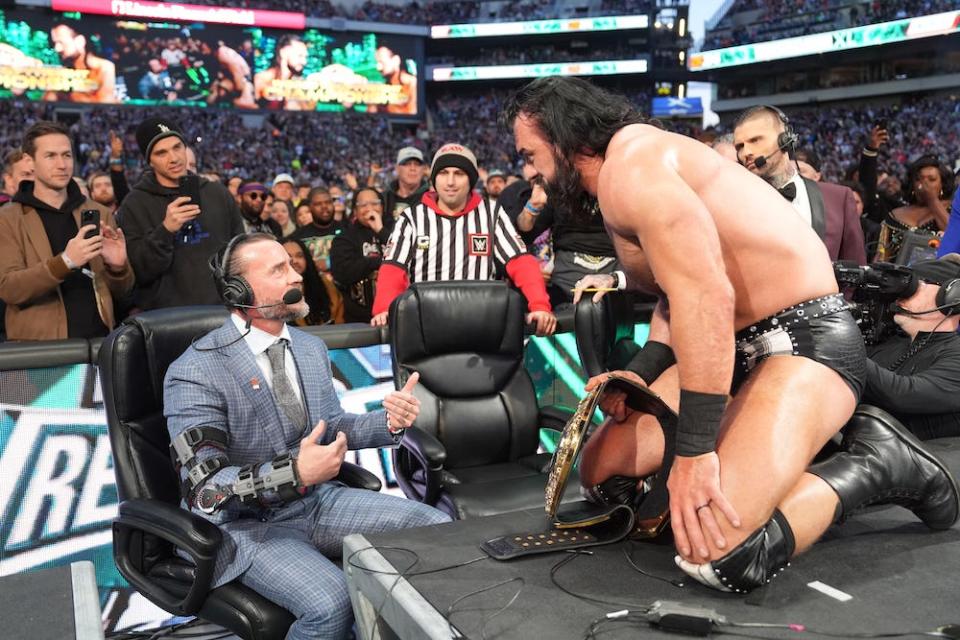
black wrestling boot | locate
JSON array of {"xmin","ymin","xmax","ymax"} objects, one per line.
[
  {"xmin": 583, "ymin": 475, "xmax": 645, "ymax": 507},
  {"xmin": 808, "ymin": 405, "xmax": 960, "ymax": 530}
]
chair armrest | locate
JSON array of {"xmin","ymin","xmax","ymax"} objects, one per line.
[
  {"xmin": 395, "ymin": 427, "xmax": 447, "ymax": 506},
  {"xmin": 539, "ymin": 405, "xmax": 576, "ymax": 432},
  {"xmin": 400, "ymin": 426, "xmax": 447, "ymax": 468},
  {"xmin": 113, "ymin": 499, "xmax": 221, "ymax": 615},
  {"xmin": 337, "ymin": 461, "xmax": 382, "ymax": 492}
]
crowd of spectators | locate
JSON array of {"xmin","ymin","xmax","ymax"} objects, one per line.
[
  {"xmin": 703, "ymin": 0, "xmax": 957, "ymax": 50},
  {"xmin": 0, "ymin": 89, "xmax": 955, "ymax": 200},
  {"xmin": 181, "ymin": 0, "xmax": 652, "ymax": 24}
]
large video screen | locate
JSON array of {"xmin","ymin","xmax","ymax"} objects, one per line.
[{"xmin": 0, "ymin": 8, "xmax": 422, "ymax": 115}]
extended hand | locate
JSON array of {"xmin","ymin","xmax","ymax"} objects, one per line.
[
  {"xmin": 162, "ymin": 196, "xmax": 201, "ymax": 233},
  {"xmin": 384, "ymin": 372, "xmax": 420, "ymax": 431},
  {"xmin": 585, "ymin": 370, "xmax": 646, "ymax": 422},
  {"xmin": 64, "ymin": 225, "xmax": 103, "ymax": 268},
  {"xmin": 868, "ymin": 126, "xmax": 888, "ymax": 150},
  {"xmin": 370, "ymin": 311, "xmax": 389, "ymax": 327},
  {"xmin": 297, "ymin": 424, "xmax": 347, "ymax": 487},
  {"xmin": 668, "ymin": 452, "xmax": 741, "ymax": 561},
  {"xmin": 101, "ymin": 225, "xmax": 128, "ymax": 270},
  {"xmin": 571, "ymin": 273, "xmax": 617, "ymax": 304},
  {"xmin": 526, "ymin": 310, "xmax": 557, "ymax": 336}
]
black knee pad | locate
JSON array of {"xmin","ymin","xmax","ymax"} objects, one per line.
[{"xmin": 711, "ymin": 509, "xmax": 796, "ymax": 593}]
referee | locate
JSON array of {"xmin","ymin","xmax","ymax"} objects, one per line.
[{"xmin": 371, "ymin": 143, "xmax": 557, "ymax": 336}]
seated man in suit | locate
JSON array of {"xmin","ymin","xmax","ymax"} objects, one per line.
[
  {"xmin": 733, "ymin": 105, "xmax": 866, "ymax": 265},
  {"xmin": 164, "ymin": 232, "xmax": 450, "ymax": 640}
]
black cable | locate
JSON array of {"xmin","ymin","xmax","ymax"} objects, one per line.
[
  {"xmin": 721, "ymin": 624, "xmax": 949, "ymax": 640},
  {"xmin": 549, "ymin": 550, "xmax": 655, "ymax": 612},
  {"xmin": 622, "ymin": 540, "xmax": 686, "ymax": 588},
  {"xmin": 584, "ymin": 612, "xmax": 651, "ymax": 639},
  {"xmin": 346, "ymin": 545, "xmax": 490, "ymax": 637},
  {"xmin": 445, "ymin": 576, "xmax": 525, "ymax": 640}
]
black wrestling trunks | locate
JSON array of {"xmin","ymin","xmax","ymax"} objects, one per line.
[{"xmin": 732, "ymin": 293, "xmax": 866, "ymax": 399}]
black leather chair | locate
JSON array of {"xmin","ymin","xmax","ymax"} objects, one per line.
[
  {"xmin": 389, "ymin": 281, "xmax": 581, "ymax": 519},
  {"xmin": 100, "ymin": 306, "xmax": 381, "ymax": 640},
  {"xmin": 573, "ymin": 292, "xmax": 644, "ymax": 378}
]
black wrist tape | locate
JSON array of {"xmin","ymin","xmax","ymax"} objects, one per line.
[
  {"xmin": 624, "ymin": 341, "xmax": 676, "ymax": 385},
  {"xmin": 676, "ymin": 390, "xmax": 728, "ymax": 457}
]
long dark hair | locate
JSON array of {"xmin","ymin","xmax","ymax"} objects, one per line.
[
  {"xmin": 905, "ymin": 155, "xmax": 955, "ymax": 205},
  {"xmin": 282, "ymin": 237, "xmax": 332, "ymax": 325},
  {"xmin": 501, "ymin": 78, "xmax": 646, "ymax": 224},
  {"xmin": 500, "ymin": 77, "xmax": 646, "ymax": 160}
]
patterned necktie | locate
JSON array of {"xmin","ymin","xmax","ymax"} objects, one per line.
[
  {"xmin": 778, "ymin": 182, "xmax": 798, "ymax": 201},
  {"xmin": 265, "ymin": 340, "xmax": 306, "ymax": 431}
]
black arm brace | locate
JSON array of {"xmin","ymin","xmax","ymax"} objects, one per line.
[{"xmin": 171, "ymin": 426, "xmax": 301, "ymax": 511}]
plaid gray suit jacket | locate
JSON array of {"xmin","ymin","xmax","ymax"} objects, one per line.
[{"xmin": 163, "ymin": 317, "xmax": 395, "ymax": 587}]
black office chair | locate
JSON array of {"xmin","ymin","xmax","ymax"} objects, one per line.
[
  {"xmin": 100, "ymin": 306, "xmax": 381, "ymax": 640},
  {"xmin": 389, "ymin": 281, "xmax": 582, "ymax": 519},
  {"xmin": 573, "ymin": 292, "xmax": 643, "ymax": 378}
]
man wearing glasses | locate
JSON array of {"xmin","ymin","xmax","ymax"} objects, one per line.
[{"xmin": 237, "ymin": 181, "xmax": 281, "ymax": 238}]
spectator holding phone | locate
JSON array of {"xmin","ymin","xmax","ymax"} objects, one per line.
[
  {"xmin": 0, "ymin": 121, "xmax": 133, "ymax": 340},
  {"xmin": 118, "ymin": 117, "xmax": 242, "ymax": 310}
]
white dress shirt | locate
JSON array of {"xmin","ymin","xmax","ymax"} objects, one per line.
[
  {"xmin": 786, "ymin": 172, "xmax": 813, "ymax": 228},
  {"xmin": 231, "ymin": 313, "xmax": 304, "ymax": 405}
]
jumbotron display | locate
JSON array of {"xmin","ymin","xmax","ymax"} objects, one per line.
[{"xmin": 0, "ymin": 8, "xmax": 422, "ymax": 115}]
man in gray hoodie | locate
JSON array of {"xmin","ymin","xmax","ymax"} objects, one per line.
[{"xmin": 118, "ymin": 117, "xmax": 243, "ymax": 310}]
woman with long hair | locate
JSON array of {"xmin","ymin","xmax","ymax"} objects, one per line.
[
  {"xmin": 282, "ymin": 237, "xmax": 343, "ymax": 325},
  {"xmin": 875, "ymin": 156, "xmax": 955, "ymax": 262}
]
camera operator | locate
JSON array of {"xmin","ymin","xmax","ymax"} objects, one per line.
[{"xmin": 861, "ymin": 254, "xmax": 960, "ymax": 440}]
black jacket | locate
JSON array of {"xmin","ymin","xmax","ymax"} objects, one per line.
[
  {"xmin": 864, "ymin": 330, "xmax": 960, "ymax": 440},
  {"xmin": 498, "ymin": 179, "xmax": 615, "ymax": 256},
  {"xmin": 384, "ymin": 179, "xmax": 429, "ymax": 221},
  {"xmin": 330, "ymin": 220, "xmax": 391, "ymax": 323},
  {"xmin": 117, "ymin": 170, "xmax": 243, "ymax": 310}
]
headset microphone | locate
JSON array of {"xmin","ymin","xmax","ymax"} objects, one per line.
[
  {"xmin": 232, "ymin": 288, "xmax": 303, "ymax": 310},
  {"xmin": 191, "ymin": 289, "xmax": 305, "ymax": 352},
  {"xmin": 753, "ymin": 140, "xmax": 789, "ymax": 170}
]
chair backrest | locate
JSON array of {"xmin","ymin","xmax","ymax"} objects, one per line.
[
  {"xmin": 100, "ymin": 306, "xmax": 229, "ymax": 505},
  {"xmin": 389, "ymin": 281, "xmax": 539, "ymax": 468},
  {"xmin": 573, "ymin": 293, "xmax": 641, "ymax": 379}
]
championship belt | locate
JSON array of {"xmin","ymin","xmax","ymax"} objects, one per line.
[{"xmin": 482, "ymin": 373, "xmax": 676, "ymax": 561}]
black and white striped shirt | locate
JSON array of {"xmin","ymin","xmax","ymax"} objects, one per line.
[{"xmin": 382, "ymin": 195, "xmax": 528, "ymax": 282}]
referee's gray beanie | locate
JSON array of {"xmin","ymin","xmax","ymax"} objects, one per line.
[{"xmin": 430, "ymin": 143, "xmax": 479, "ymax": 188}]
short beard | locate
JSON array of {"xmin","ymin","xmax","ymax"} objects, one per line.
[
  {"xmin": 260, "ymin": 301, "xmax": 309, "ymax": 323},
  {"xmin": 544, "ymin": 151, "xmax": 597, "ymax": 227}
]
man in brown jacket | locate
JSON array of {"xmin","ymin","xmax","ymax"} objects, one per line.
[{"xmin": 0, "ymin": 121, "xmax": 133, "ymax": 341}]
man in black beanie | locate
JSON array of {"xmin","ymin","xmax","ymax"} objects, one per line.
[{"xmin": 118, "ymin": 117, "xmax": 243, "ymax": 309}]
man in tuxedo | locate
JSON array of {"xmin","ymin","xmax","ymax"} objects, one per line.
[
  {"xmin": 733, "ymin": 106, "xmax": 866, "ymax": 265},
  {"xmin": 164, "ymin": 233, "xmax": 449, "ymax": 639}
]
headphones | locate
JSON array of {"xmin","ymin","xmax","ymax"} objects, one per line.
[
  {"xmin": 936, "ymin": 277, "xmax": 960, "ymax": 315},
  {"xmin": 760, "ymin": 104, "xmax": 800, "ymax": 155},
  {"xmin": 210, "ymin": 234, "xmax": 254, "ymax": 308}
]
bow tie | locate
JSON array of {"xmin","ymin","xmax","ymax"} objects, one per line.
[{"xmin": 778, "ymin": 182, "xmax": 798, "ymax": 201}]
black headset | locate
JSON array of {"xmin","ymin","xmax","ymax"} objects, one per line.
[
  {"xmin": 936, "ymin": 277, "xmax": 960, "ymax": 315},
  {"xmin": 760, "ymin": 104, "xmax": 800, "ymax": 155},
  {"xmin": 210, "ymin": 234, "xmax": 255, "ymax": 308}
]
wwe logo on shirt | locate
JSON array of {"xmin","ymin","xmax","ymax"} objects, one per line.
[{"xmin": 469, "ymin": 234, "xmax": 490, "ymax": 256}]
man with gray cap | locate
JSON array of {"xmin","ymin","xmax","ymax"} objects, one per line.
[
  {"xmin": 118, "ymin": 117, "xmax": 242, "ymax": 310},
  {"xmin": 863, "ymin": 254, "xmax": 960, "ymax": 439},
  {"xmin": 371, "ymin": 143, "xmax": 557, "ymax": 336},
  {"xmin": 384, "ymin": 146, "xmax": 429, "ymax": 221}
]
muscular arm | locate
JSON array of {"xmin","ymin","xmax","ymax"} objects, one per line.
[{"xmin": 606, "ymin": 159, "xmax": 735, "ymax": 395}]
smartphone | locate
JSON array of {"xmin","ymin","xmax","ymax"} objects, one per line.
[
  {"xmin": 178, "ymin": 174, "xmax": 202, "ymax": 208},
  {"xmin": 80, "ymin": 209, "xmax": 100, "ymax": 239},
  {"xmin": 874, "ymin": 118, "xmax": 888, "ymax": 131}
]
